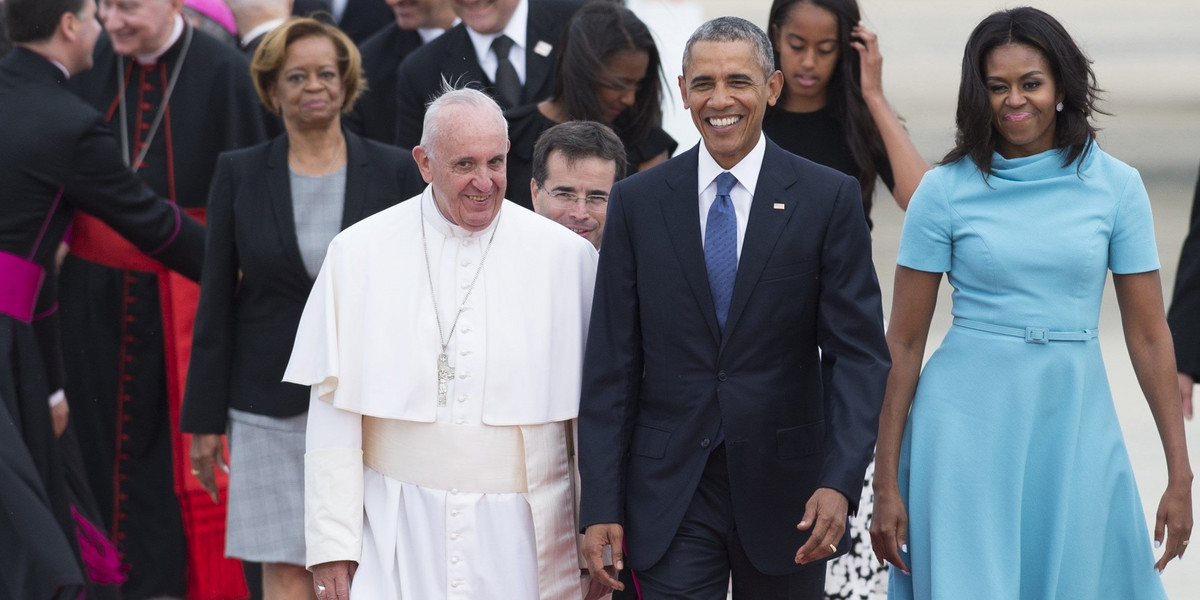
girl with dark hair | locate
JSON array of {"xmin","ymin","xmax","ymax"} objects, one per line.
[
  {"xmin": 764, "ymin": 0, "xmax": 927, "ymax": 229},
  {"xmin": 764, "ymin": 2, "xmax": 926, "ymax": 597},
  {"xmin": 504, "ymin": 0, "xmax": 675, "ymax": 209},
  {"xmin": 873, "ymin": 7, "xmax": 1192, "ymax": 599}
]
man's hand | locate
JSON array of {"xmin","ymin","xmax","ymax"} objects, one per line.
[
  {"xmin": 312, "ymin": 560, "xmax": 356, "ymax": 600},
  {"xmin": 189, "ymin": 433, "xmax": 227, "ymax": 504},
  {"xmin": 794, "ymin": 487, "xmax": 849, "ymax": 564},
  {"xmin": 51, "ymin": 398, "xmax": 69, "ymax": 438},
  {"xmin": 582, "ymin": 523, "xmax": 625, "ymax": 592}
]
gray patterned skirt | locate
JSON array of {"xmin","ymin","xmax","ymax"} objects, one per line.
[{"xmin": 224, "ymin": 408, "xmax": 307, "ymax": 565}]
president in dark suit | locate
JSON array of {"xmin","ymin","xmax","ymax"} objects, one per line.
[
  {"xmin": 577, "ymin": 17, "xmax": 890, "ymax": 599},
  {"xmin": 390, "ymin": 0, "xmax": 580, "ymax": 148}
]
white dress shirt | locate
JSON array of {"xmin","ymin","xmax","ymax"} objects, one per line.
[
  {"xmin": 696, "ymin": 133, "xmax": 767, "ymax": 260},
  {"xmin": 464, "ymin": 0, "xmax": 529, "ymax": 85}
]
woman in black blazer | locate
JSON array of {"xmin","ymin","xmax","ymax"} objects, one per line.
[{"xmin": 179, "ymin": 18, "xmax": 422, "ymax": 597}]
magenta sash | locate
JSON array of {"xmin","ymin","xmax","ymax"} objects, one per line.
[{"xmin": 0, "ymin": 250, "xmax": 45, "ymax": 322}]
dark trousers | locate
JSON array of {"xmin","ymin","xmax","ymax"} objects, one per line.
[{"xmin": 635, "ymin": 445, "xmax": 825, "ymax": 600}]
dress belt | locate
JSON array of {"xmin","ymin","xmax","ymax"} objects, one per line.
[
  {"xmin": 361, "ymin": 417, "xmax": 528, "ymax": 493},
  {"xmin": 952, "ymin": 317, "xmax": 1098, "ymax": 344}
]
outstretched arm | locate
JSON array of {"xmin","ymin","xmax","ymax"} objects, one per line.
[
  {"xmin": 851, "ymin": 22, "xmax": 929, "ymax": 209},
  {"xmin": 1113, "ymin": 270, "xmax": 1193, "ymax": 571}
]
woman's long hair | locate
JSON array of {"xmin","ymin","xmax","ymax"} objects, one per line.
[
  {"xmin": 551, "ymin": 1, "xmax": 665, "ymax": 145},
  {"xmin": 767, "ymin": 0, "xmax": 886, "ymax": 202},
  {"xmin": 942, "ymin": 6, "xmax": 1105, "ymax": 174}
]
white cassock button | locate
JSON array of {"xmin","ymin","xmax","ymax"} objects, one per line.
[
  {"xmin": 459, "ymin": 349, "xmax": 471, "ymax": 356},
  {"xmin": 457, "ymin": 395, "xmax": 468, "ymax": 403},
  {"xmin": 450, "ymin": 533, "xmax": 460, "ymax": 540},
  {"xmin": 450, "ymin": 488, "xmax": 459, "ymax": 495},
  {"xmin": 461, "ymin": 260, "xmax": 471, "ymax": 267},
  {"xmin": 462, "ymin": 239, "xmax": 473, "ymax": 247},
  {"xmin": 461, "ymin": 327, "xmax": 471, "ymax": 334},
  {"xmin": 455, "ymin": 418, "xmax": 465, "ymax": 424},
  {"xmin": 451, "ymin": 510, "xmax": 461, "ymax": 517},
  {"xmin": 451, "ymin": 556, "xmax": 461, "ymax": 564},
  {"xmin": 461, "ymin": 282, "xmax": 470, "ymax": 290},
  {"xmin": 451, "ymin": 580, "xmax": 462, "ymax": 588}
]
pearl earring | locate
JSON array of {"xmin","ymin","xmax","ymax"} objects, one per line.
[{"xmin": 1055, "ymin": 101, "xmax": 1064, "ymax": 112}]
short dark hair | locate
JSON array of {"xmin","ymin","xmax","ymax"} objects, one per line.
[
  {"xmin": 943, "ymin": 6, "xmax": 1105, "ymax": 174},
  {"xmin": 250, "ymin": 17, "xmax": 366, "ymax": 114},
  {"xmin": 767, "ymin": 0, "xmax": 887, "ymax": 204},
  {"xmin": 532, "ymin": 121, "xmax": 627, "ymax": 188},
  {"xmin": 4, "ymin": 0, "xmax": 86, "ymax": 43},
  {"xmin": 551, "ymin": 1, "xmax": 664, "ymax": 147},
  {"xmin": 683, "ymin": 16, "xmax": 775, "ymax": 82}
]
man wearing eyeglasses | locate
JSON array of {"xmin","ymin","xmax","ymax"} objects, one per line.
[{"xmin": 530, "ymin": 121, "xmax": 627, "ymax": 250}]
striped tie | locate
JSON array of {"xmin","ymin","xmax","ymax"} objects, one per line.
[{"xmin": 705, "ymin": 171, "xmax": 738, "ymax": 333}]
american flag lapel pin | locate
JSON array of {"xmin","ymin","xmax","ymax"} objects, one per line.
[
  {"xmin": 773, "ymin": 203, "xmax": 785, "ymax": 210},
  {"xmin": 534, "ymin": 41, "xmax": 553, "ymax": 57}
]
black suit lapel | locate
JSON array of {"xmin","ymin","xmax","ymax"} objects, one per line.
[
  {"xmin": 662, "ymin": 148, "xmax": 721, "ymax": 345},
  {"xmin": 523, "ymin": 13, "xmax": 556, "ymax": 104},
  {"xmin": 441, "ymin": 26, "xmax": 488, "ymax": 88},
  {"xmin": 340, "ymin": 131, "xmax": 371, "ymax": 228},
  {"xmin": 265, "ymin": 137, "xmax": 310, "ymax": 279},
  {"xmin": 721, "ymin": 141, "xmax": 801, "ymax": 351}
]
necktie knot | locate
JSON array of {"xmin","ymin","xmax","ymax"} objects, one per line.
[
  {"xmin": 491, "ymin": 35, "xmax": 514, "ymax": 59},
  {"xmin": 716, "ymin": 171, "xmax": 737, "ymax": 197}
]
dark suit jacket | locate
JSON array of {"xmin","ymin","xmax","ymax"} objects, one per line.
[
  {"xmin": 578, "ymin": 140, "xmax": 890, "ymax": 575},
  {"xmin": 391, "ymin": 0, "xmax": 583, "ymax": 148},
  {"xmin": 345, "ymin": 24, "xmax": 424, "ymax": 144},
  {"xmin": 1168, "ymin": 163, "xmax": 1200, "ymax": 375},
  {"xmin": 293, "ymin": 0, "xmax": 392, "ymax": 43},
  {"xmin": 180, "ymin": 131, "xmax": 424, "ymax": 433}
]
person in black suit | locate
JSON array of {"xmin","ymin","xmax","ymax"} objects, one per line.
[
  {"xmin": 2, "ymin": 0, "xmax": 205, "ymax": 596},
  {"xmin": 391, "ymin": 0, "xmax": 581, "ymax": 148},
  {"xmin": 577, "ymin": 17, "xmax": 890, "ymax": 599},
  {"xmin": 179, "ymin": 17, "xmax": 423, "ymax": 599},
  {"xmin": 293, "ymin": 0, "xmax": 391, "ymax": 42},
  {"xmin": 1168, "ymin": 163, "xmax": 1200, "ymax": 422},
  {"xmin": 345, "ymin": 0, "xmax": 456, "ymax": 142}
]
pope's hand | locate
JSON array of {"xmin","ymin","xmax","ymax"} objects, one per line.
[
  {"xmin": 312, "ymin": 560, "xmax": 356, "ymax": 600},
  {"xmin": 583, "ymin": 523, "xmax": 625, "ymax": 592}
]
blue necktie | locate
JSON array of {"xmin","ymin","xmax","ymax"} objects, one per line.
[{"xmin": 705, "ymin": 172, "xmax": 738, "ymax": 333}]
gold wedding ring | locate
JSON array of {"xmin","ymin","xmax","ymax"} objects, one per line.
[{"xmin": 828, "ymin": 544, "xmax": 838, "ymax": 553}]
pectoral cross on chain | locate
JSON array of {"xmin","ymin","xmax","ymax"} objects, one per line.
[{"xmin": 436, "ymin": 353, "xmax": 455, "ymax": 406}]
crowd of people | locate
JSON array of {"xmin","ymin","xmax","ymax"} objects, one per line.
[{"xmin": 0, "ymin": 1, "xmax": 1193, "ymax": 600}]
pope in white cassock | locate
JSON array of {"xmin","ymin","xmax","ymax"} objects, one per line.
[{"xmin": 283, "ymin": 87, "xmax": 600, "ymax": 600}]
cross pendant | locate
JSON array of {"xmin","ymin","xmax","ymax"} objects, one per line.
[{"xmin": 436, "ymin": 353, "xmax": 455, "ymax": 406}]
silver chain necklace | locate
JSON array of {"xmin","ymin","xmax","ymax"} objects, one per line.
[{"xmin": 420, "ymin": 198, "xmax": 501, "ymax": 406}]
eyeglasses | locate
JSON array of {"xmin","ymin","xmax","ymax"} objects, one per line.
[{"xmin": 544, "ymin": 189, "xmax": 609, "ymax": 213}]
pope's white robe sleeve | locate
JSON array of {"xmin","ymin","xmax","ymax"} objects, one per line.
[
  {"xmin": 285, "ymin": 247, "xmax": 365, "ymax": 567},
  {"xmin": 304, "ymin": 394, "xmax": 364, "ymax": 568}
]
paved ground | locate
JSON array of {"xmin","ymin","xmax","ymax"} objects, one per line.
[{"xmin": 633, "ymin": 0, "xmax": 1200, "ymax": 596}]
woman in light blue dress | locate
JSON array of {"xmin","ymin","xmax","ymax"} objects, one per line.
[{"xmin": 871, "ymin": 8, "xmax": 1192, "ymax": 599}]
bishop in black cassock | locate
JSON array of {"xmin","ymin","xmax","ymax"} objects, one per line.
[{"xmin": 65, "ymin": 15, "xmax": 267, "ymax": 599}]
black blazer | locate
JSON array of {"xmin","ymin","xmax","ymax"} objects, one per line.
[
  {"xmin": 1168, "ymin": 163, "xmax": 1200, "ymax": 376},
  {"xmin": 180, "ymin": 131, "xmax": 424, "ymax": 433},
  {"xmin": 345, "ymin": 25, "xmax": 424, "ymax": 144},
  {"xmin": 577, "ymin": 140, "xmax": 891, "ymax": 575},
  {"xmin": 391, "ymin": 0, "xmax": 583, "ymax": 148}
]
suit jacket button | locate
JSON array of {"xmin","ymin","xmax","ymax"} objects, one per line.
[
  {"xmin": 717, "ymin": 370, "xmax": 727, "ymax": 382},
  {"xmin": 701, "ymin": 438, "xmax": 711, "ymax": 448}
]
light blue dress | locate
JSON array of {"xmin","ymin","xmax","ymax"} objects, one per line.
[{"xmin": 889, "ymin": 145, "xmax": 1167, "ymax": 600}]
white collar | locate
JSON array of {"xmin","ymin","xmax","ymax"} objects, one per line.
[
  {"xmin": 421, "ymin": 185, "xmax": 503, "ymax": 239},
  {"xmin": 240, "ymin": 18, "xmax": 286, "ymax": 48},
  {"xmin": 696, "ymin": 132, "xmax": 767, "ymax": 197},
  {"xmin": 464, "ymin": 0, "xmax": 528, "ymax": 63},
  {"xmin": 135, "ymin": 14, "xmax": 184, "ymax": 65}
]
